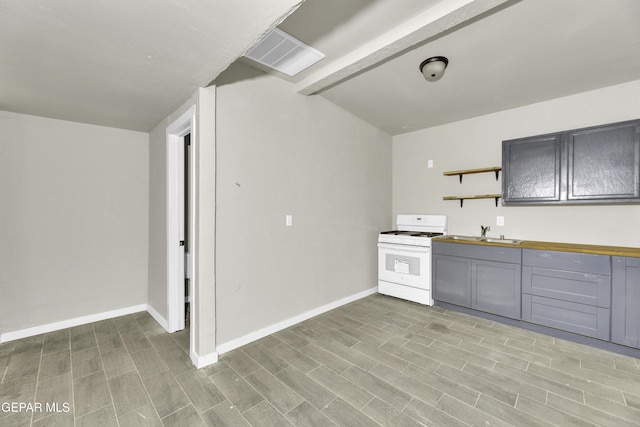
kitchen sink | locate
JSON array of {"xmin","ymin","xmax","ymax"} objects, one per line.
[
  {"xmin": 480, "ymin": 237, "xmax": 523, "ymax": 245},
  {"xmin": 440, "ymin": 235, "xmax": 522, "ymax": 245},
  {"xmin": 442, "ymin": 235, "xmax": 483, "ymax": 242}
]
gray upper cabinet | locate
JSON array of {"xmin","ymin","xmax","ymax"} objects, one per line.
[
  {"xmin": 567, "ymin": 121, "xmax": 640, "ymax": 201},
  {"xmin": 502, "ymin": 133, "xmax": 562, "ymax": 203},
  {"xmin": 503, "ymin": 119, "xmax": 640, "ymax": 205}
]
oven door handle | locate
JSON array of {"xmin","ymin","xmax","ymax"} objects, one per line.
[{"xmin": 377, "ymin": 243, "xmax": 430, "ymax": 253}]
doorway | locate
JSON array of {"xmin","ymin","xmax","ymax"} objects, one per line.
[
  {"xmin": 163, "ymin": 88, "xmax": 217, "ymax": 368},
  {"xmin": 183, "ymin": 133, "xmax": 191, "ymax": 329},
  {"xmin": 166, "ymin": 107, "xmax": 196, "ymax": 342}
]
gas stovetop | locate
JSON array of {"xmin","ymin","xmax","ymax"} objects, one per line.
[
  {"xmin": 378, "ymin": 214, "xmax": 447, "ymax": 247},
  {"xmin": 378, "ymin": 230, "xmax": 444, "ymax": 247},
  {"xmin": 380, "ymin": 230, "xmax": 444, "ymax": 238}
]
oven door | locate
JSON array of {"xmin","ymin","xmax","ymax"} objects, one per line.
[{"xmin": 377, "ymin": 243, "xmax": 430, "ymax": 289}]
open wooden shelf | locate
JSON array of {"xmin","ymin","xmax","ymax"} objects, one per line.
[
  {"xmin": 443, "ymin": 193, "xmax": 502, "ymax": 207},
  {"xmin": 443, "ymin": 166, "xmax": 501, "ymax": 183}
]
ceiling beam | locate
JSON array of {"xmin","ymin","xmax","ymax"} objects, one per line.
[{"xmin": 294, "ymin": 0, "xmax": 512, "ymax": 96}]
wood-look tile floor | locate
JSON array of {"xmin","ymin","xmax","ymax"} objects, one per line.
[{"xmin": 2, "ymin": 294, "xmax": 640, "ymax": 426}]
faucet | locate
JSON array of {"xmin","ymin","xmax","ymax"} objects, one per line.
[{"xmin": 480, "ymin": 225, "xmax": 490, "ymax": 239}]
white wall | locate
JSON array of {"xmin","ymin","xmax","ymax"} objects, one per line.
[
  {"xmin": 0, "ymin": 111, "xmax": 148, "ymax": 336},
  {"xmin": 193, "ymin": 87, "xmax": 217, "ymax": 361},
  {"xmin": 215, "ymin": 63, "xmax": 392, "ymax": 348},
  {"xmin": 393, "ymin": 80, "xmax": 640, "ymax": 247}
]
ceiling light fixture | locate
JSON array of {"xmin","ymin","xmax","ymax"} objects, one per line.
[{"xmin": 419, "ymin": 56, "xmax": 449, "ymax": 82}]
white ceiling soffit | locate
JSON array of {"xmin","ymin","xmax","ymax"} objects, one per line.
[
  {"xmin": 0, "ymin": 0, "xmax": 303, "ymax": 131},
  {"xmin": 244, "ymin": 28, "xmax": 325, "ymax": 77},
  {"xmin": 295, "ymin": 0, "xmax": 511, "ymax": 95}
]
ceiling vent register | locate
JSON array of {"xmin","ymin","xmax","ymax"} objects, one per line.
[{"xmin": 244, "ymin": 28, "xmax": 325, "ymax": 77}]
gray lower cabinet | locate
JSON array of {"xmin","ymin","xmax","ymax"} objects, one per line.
[
  {"xmin": 472, "ymin": 259, "xmax": 521, "ymax": 319},
  {"xmin": 522, "ymin": 249, "xmax": 611, "ymax": 340},
  {"xmin": 434, "ymin": 242, "xmax": 640, "ymax": 351},
  {"xmin": 433, "ymin": 241, "xmax": 521, "ymax": 319},
  {"xmin": 433, "ymin": 254, "xmax": 471, "ymax": 307},
  {"xmin": 611, "ymin": 256, "xmax": 640, "ymax": 348}
]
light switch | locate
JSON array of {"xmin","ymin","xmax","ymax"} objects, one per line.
[
  {"xmin": 286, "ymin": 215, "xmax": 293, "ymax": 226},
  {"xmin": 428, "ymin": 160, "xmax": 434, "ymax": 168},
  {"xmin": 496, "ymin": 216, "xmax": 505, "ymax": 226}
]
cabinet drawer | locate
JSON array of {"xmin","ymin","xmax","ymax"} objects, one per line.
[
  {"xmin": 522, "ymin": 294, "xmax": 610, "ymax": 340},
  {"xmin": 522, "ymin": 266, "xmax": 611, "ymax": 307},
  {"xmin": 433, "ymin": 241, "xmax": 521, "ymax": 263},
  {"xmin": 523, "ymin": 249, "xmax": 610, "ymax": 275}
]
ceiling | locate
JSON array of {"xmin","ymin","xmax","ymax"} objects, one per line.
[
  {"xmin": 2, "ymin": 0, "xmax": 640, "ymax": 135},
  {"xmin": 0, "ymin": 0, "xmax": 302, "ymax": 132},
  {"xmin": 270, "ymin": 0, "xmax": 640, "ymax": 135}
]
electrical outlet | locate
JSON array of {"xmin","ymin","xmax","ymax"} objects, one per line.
[
  {"xmin": 496, "ymin": 216, "xmax": 505, "ymax": 226},
  {"xmin": 286, "ymin": 215, "xmax": 293, "ymax": 226},
  {"xmin": 428, "ymin": 160, "xmax": 434, "ymax": 168}
]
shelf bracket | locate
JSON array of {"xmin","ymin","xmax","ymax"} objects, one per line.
[
  {"xmin": 458, "ymin": 174, "xmax": 463, "ymax": 184},
  {"xmin": 495, "ymin": 170, "xmax": 500, "ymax": 181},
  {"xmin": 494, "ymin": 196, "xmax": 500, "ymax": 207},
  {"xmin": 459, "ymin": 198, "xmax": 464, "ymax": 208}
]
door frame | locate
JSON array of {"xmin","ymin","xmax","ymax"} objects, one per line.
[{"xmin": 166, "ymin": 106, "xmax": 196, "ymax": 335}]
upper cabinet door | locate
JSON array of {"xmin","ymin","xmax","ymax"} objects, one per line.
[
  {"xmin": 567, "ymin": 121, "xmax": 640, "ymax": 201},
  {"xmin": 502, "ymin": 134, "xmax": 562, "ymax": 204}
]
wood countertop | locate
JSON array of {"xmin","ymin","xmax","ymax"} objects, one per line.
[{"xmin": 432, "ymin": 236, "xmax": 640, "ymax": 258}]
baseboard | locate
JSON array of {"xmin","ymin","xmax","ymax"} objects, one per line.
[
  {"xmin": 216, "ymin": 286, "xmax": 377, "ymax": 355},
  {"xmin": 0, "ymin": 304, "xmax": 147, "ymax": 344},
  {"xmin": 146, "ymin": 304, "xmax": 169, "ymax": 331},
  {"xmin": 191, "ymin": 349, "xmax": 219, "ymax": 369}
]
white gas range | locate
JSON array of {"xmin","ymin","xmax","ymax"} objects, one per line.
[{"xmin": 378, "ymin": 214, "xmax": 447, "ymax": 305}]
